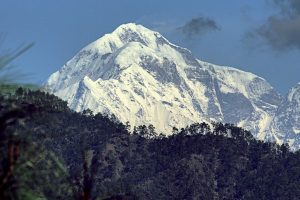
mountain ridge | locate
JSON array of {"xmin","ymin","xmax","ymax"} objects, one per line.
[{"xmin": 45, "ymin": 23, "xmax": 300, "ymax": 149}]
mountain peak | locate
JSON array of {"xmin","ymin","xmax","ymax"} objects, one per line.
[
  {"xmin": 114, "ymin": 23, "xmax": 151, "ymax": 33},
  {"xmin": 84, "ymin": 23, "xmax": 171, "ymax": 54},
  {"xmin": 45, "ymin": 23, "xmax": 286, "ymax": 148}
]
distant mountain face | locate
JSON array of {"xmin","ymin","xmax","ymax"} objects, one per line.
[
  {"xmin": 269, "ymin": 83, "xmax": 300, "ymax": 149},
  {"xmin": 45, "ymin": 23, "xmax": 299, "ymax": 149}
]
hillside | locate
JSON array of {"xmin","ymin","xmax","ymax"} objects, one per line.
[{"xmin": 1, "ymin": 88, "xmax": 300, "ymax": 199}]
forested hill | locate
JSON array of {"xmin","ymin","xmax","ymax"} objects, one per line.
[{"xmin": 1, "ymin": 87, "xmax": 300, "ymax": 200}]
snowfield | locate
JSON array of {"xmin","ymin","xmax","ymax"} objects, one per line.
[{"xmin": 45, "ymin": 23, "xmax": 300, "ymax": 150}]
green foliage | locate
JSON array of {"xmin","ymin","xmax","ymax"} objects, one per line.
[
  {"xmin": 1, "ymin": 89, "xmax": 300, "ymax": 199},
  {"xmin": 0, "ymin": 93, "xmax": 72, "ymax": 199},
  {"xmin": 0, "ymin": 84, "xmax": 39, "ymax": 97}
]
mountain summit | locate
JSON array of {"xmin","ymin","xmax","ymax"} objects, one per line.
[{"xmin": 45, "ymin": 23, "xmax": 299, "ymax": 149}]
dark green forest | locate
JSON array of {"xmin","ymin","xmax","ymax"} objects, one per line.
[{"xmin": 1, "ymin": 87, "xmax": 300, "ymax": 200}]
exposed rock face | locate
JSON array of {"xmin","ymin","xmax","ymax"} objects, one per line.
[
  {"xmin": 269, "ymin": 83, "xmax": 300, "ymax": 149},
  {"xmin": 46, "ymin": 23, "xmax": 300, "ymax": 149}
]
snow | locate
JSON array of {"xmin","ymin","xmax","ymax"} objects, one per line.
[
  {"xmin": 268, "ymin": 81, "xmax": 300, "ymax": 150},
  {"xmin": 256, "ymin": 112, "xmax": 274, "ymax": 140},
  {"xmin": 288, "ymin": 82, "xmax": 300, "ymax": 102},
  {"xmin": 293, "ymin": 128, "xmax": 300, "ymax": 134},
  {"xmin": 45, "ymin": 23, "xmax": 300, "ymax": 149}
]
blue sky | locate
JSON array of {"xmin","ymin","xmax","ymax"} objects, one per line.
[{"xmin": 1, "ymin": 0, "xmax": 299, "ymax": 94}]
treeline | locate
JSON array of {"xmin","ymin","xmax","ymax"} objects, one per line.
[{"xmin": 1, "ymin": 87, "xmax": 300, "ymax": 199}]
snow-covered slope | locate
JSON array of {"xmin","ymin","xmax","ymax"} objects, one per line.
[
  {"xmin": 45, "ymin": 23, "xmax": 283, "ymax": 141},
  {"xmin": 269, "ymin": 82, "xmax": 300, "ymax": 150}
]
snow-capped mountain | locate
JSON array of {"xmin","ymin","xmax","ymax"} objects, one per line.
[
  {"xmin": 45, "ymin": 23, "xmax": 285, "ymax": 143},
  {"xmin": 269, "ymin": 82, "xmax": 300, "ymax": 149}
]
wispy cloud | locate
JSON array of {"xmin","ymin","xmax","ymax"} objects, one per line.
[
  {"xmin": 247, "ymin": 0, "xmax": 300, "ymax": 51},
  {"xmin": 177, "ymin": 16, "xmax": 221, "ymax": 39}
]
